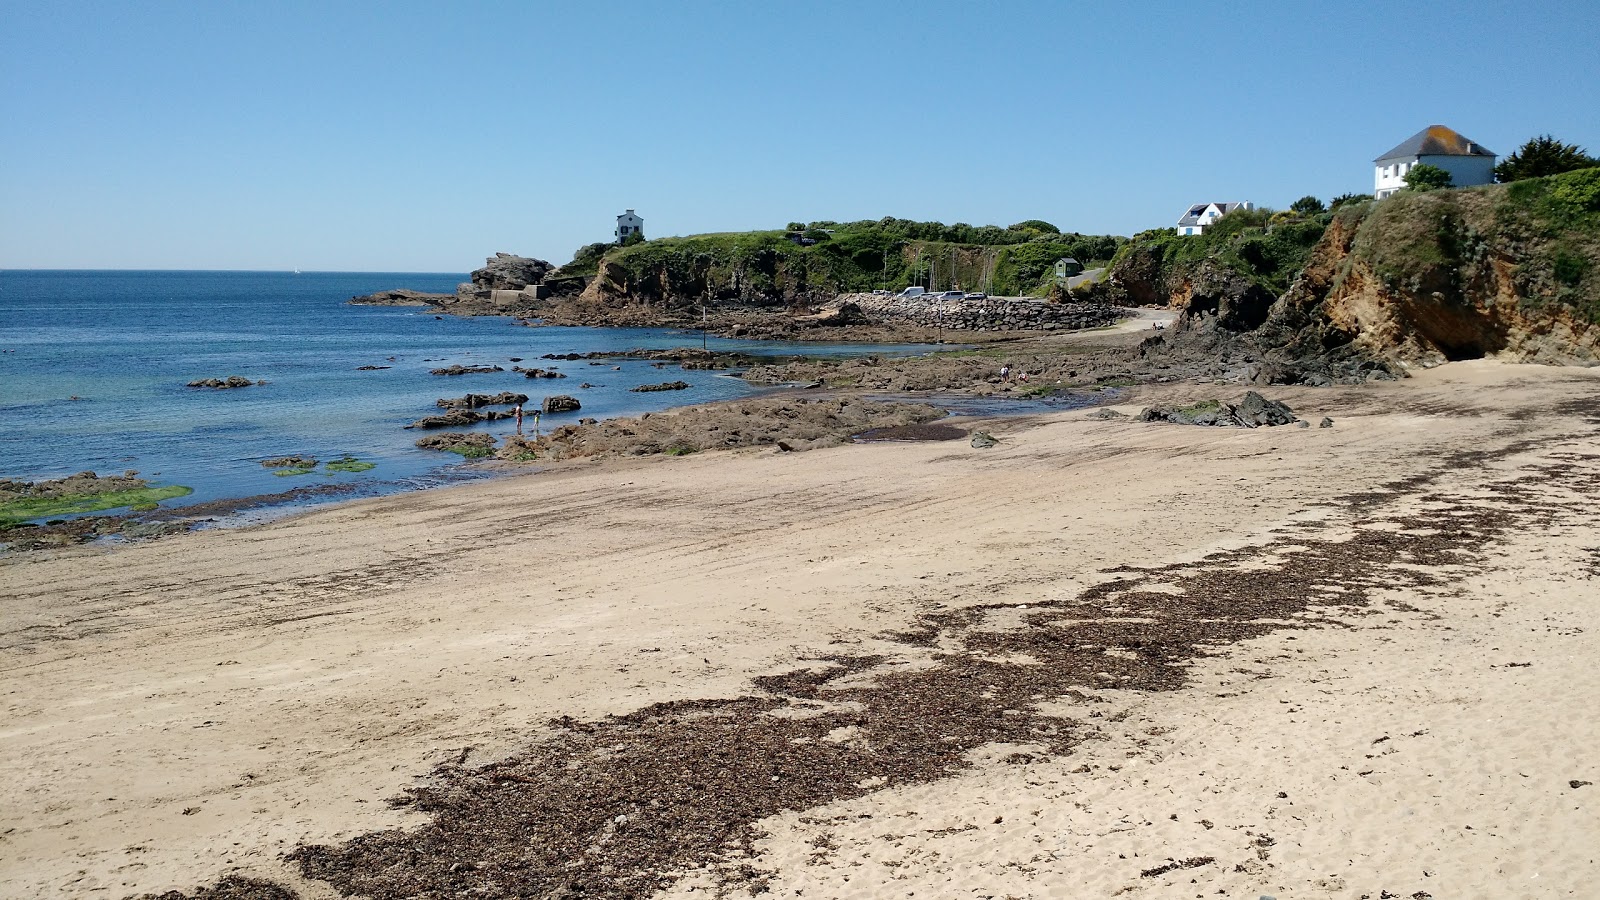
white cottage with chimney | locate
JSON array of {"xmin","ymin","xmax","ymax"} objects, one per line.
[
  {"xmin": 1374, "ymin": 126, "xmax": 1495, "ymax": 199},
  {"xmin": 615, "ymin": 209, "xmax": 643, "ymax": 242}
]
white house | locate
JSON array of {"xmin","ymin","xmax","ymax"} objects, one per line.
[
  {"xmin": 1176, "ymin": 202, "xmax": 1254, "ymax": 236},
  {"xmin": 1374, "ymin": 126, "xmax": 1496, "ymax": 199},
  {"xmin": 615, "ymin": 209, "xmax": 643, "ymax": 242}
]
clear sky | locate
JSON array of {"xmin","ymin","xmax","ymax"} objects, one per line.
[{"xmin": 3, "ymin": 0, "xmax": 1597, "ymax": 272}]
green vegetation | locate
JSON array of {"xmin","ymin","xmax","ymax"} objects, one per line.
[
  {"xmin": 1494, "ymin": 167, "xmax": 1600, "ymax": 319},
  {"xmin": 1329, "ymin": 193, "xmax": 1373, "ymax": 211},
  {"xmin": 1495, "ymin": 135, "xmax": 1600, "ymax": 183},
  {"xmin": 1177, "ymin": 399, "xmax": 1223, "ymax": 416},
  {"xmin": 1404, "ymin": 164, "xmax": 1453, "ymax": 192},
  {"xmin": 579, "ymin": 217, "xmax": 1126, "ymax": 302},
  {"xmin": 0, "ymin": 485, "xmax": 193, "ymax": 525},
  {"xmin": 272, "ymin": 467, "xmax": 316, "ymax": 477},
  {"xmin": 1109, "ymin": 204, "xmax": 1329, "ymax": 296},
  {"xmin": 449, "ymin": 445, "xmax": 494, "ymax": 459},
  {"xmin": 1290, "ymin": 195, "xmax": 1326, "ymax": 214},
  {"xmin": 1006, "ymin": 219, "xmax": 1060, "ymax": 235},
  {"xmin": 324, "ymin": 456, "xmax": 376, "ymax": 473}
]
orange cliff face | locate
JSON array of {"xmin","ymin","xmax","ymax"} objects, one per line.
[{"xmin": 1274, "ymin": 190, "xmax": 1599, "ymax": 367}]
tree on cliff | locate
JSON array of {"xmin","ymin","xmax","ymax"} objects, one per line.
[
  {"xmin": 1007, "ymin": 219, "xmax": 1060, "ymax": 235},
  {"xmin": 1494, "ymin": 135, "xmax": 1600, "ymax": 182},
  {"xmin": 1404, "ymin": 164, "xmax": 1453, "ymax": 192},
  {"xmin": 1290, "ymin": 195, "xmax": 1326, "ymax": 214}
]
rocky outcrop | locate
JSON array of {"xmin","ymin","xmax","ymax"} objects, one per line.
[
  {"xmin": 406, "ymin": 409, "xmax": 514, "ymax": 429},
  {"xmin": 514, "ymin": 367, "xmax": 566, "ymax": 379},
  {"xmin": 414, "ymin": 432, "xmax": 496, "ymax": 454},
  {"xmin": 261, "ymin": 456, "xmax": 318, "ymax": 469},
  {"xmin": 1137, "ymin": 391, "xmax": 1297, "ymax": 427},
  {"xmin": 349, "ymin": 289, "xmax": 453, "ymax": 306},
  {"xmin": 630, "ymin": 381, "xmax": 691, "ymax": 393},
  {"xmin": 456, "ymin": 253, "xmax": 555, "ymax": 304},
  {"xmin": 187, "ymin": 376, "xmax": 265, "ymax": 389},
  {"xmin": 542, "ymin": 395, "xmax": 581, "ymax": 413},
  {"xmin": 430, "ymin": 365, "xmax": 504, "ymax": 376},
  {"xmin": 437, "ymin": 392, "xmax": 527, "ymax": 410},
  {"xmin": 1260, "ymin": 190, "xmax": 1600, "ymax": 368},
  {"xmin": 1119, "ymin": 172, "xmax": 1600, "ymax": 380}
]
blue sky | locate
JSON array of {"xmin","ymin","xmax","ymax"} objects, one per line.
[{"xmin": 3, "ymin": 0, "xmax": 1597, "ymax": 271}]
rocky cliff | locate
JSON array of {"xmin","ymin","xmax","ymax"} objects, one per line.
[{"xmin": 1117, "ymin": 169, "xmax": 1600, "ymax": 381}]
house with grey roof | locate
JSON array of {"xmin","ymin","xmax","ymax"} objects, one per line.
[
  {"xmin": 1374, "ymin": 126, "xmax": 1495, "ymax": 199},
  {"xmin": 1176, "ymin": 201, "xmax": 1254, "ymax": 236},
  {"xmin": 615, "ymin": 209, "xmax": 643, "ymax": 243}
]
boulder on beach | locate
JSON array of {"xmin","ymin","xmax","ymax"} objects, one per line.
[
  {"xmin": 543, "ymin": 395, "xmax": 581, "ymax": 414},
  {"xmin": 1138, "ymin": 391, "xmax": 1297, "ymax": 427},
  {"xmin": 970, "ymin": 431, "xmax": 1000, "ymax": 448}
]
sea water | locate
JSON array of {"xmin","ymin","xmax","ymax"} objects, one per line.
[{"xmin": 0, "ymin": 270, "xmax": 942, "ymax": 523}]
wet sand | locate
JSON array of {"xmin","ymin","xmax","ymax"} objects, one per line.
[{"xmin": 2, "ymin": 360, "xmax": 1597, "ymax": 899}]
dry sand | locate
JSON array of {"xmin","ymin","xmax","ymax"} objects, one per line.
[{"xmin": 2, "ymin": 360, "xmax": 1597, "ymax": 899}]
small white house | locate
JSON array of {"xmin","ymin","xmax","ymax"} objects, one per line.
[
  {"xmin": 1374, "ymin": 126, "xmax": 1495, "ymax": 199},
  {"xmin": 1176, "ymin": 202, "xmax": 1254, "ymax": 236},
  {"xmin": 615, "ymin": 209, "xmax": 643, "ymax": 242}
]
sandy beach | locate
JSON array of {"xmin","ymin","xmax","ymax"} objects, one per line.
[{"xmin": 3, "ymin": 360, "xmax": 1598, "ymax": 899}]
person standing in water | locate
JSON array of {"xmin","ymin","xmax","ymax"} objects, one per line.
[{"xmin": 513, "ymin": 404, "xmax": 524, "ymax": 434}]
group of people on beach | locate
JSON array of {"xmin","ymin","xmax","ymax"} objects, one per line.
[
  {"xmin": 999, "ymin": 365, "xmax": 1029, "ymax": 384},
  {"xmin": 512, "ymin": 404, "xmax": 539, "ymax": 436}
]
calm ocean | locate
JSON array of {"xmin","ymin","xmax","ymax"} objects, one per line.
[{"xmin": 0, "ymin": 270, "xmax": 937, "ymax": 523}]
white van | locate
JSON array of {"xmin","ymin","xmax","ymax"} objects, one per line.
[{"xmin": 897, "ymin": 286, "xmax": 927, "ymax": 298}]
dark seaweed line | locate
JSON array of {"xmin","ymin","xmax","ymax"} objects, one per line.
[{"xmin": 144, "ymin": 436, "xmax": 1599, "ymax": 900}]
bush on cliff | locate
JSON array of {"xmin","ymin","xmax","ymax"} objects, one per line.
[
  {"xmin": 1404, "ymin": 163, "xmax": 1453, "ymax": 192},
  {"xmin": 581, "ymin": 218, "xmax": 1125, "ymax": 305},
  {"xmin": 1107, "ymin": 206, "xmax": 1327, "ymax": 303}
]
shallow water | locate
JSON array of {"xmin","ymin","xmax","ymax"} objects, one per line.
[{"xmin": 0, "ymin": 270, "xmax": 942, "ymax": 522}]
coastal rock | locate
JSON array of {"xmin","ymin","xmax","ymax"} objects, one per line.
[
  {"xmin": 630, "ymin": 381, "xmax": 691, "ymax": 393},
  {"xmin": 454, "ymin": 253, "xmax": 556, "ymax": 305},
  {"xmin": 543, "ymin": 395, "xmax": 581, "ymax": 414},
  {"xmin": 514, "ymin": 367, "xmax": 567, "ymax": 379},
  {"xmin": 1138, "ymin": 391, "xmax": 1296, "ymax": 427},
  {"xmin": 429, "ymin": 365, "xmax": 505, "ymax": 376},
  {"xmin": 261, "ymin": 456, "xmax": 318, "ymax": 469},
  {"xmin": 414, "ymin": 432, "xmax": 496, "ymax": 453},
  {"xmin": 349, "ymin": 289, "xmax": 453, "ymax": 307},
  {"xmin": 800, "ymin": 301, "xmax": 870, "ymax": 327},
  {"xmin": 437, "ymin": 392, "xmax": 528, "ymax": 410},
  {"xmin": 406, "ymin": 408, "xmax": 513, "ymax": 429},
  {"xmin": 970, "ymin": 431, "xmax": 1000, "ymax": 448},
  {"xmin": 186, "ymin": 375, "xmax": 264, "ymax": 389}
]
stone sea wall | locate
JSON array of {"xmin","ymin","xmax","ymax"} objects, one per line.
[{"xmin": 838, "ymin": 293, "xmax": 1121, "ymax": 332}]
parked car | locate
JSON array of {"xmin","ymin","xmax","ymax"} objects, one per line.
[
  {"xmin": 897, "ymin": 286, "xmax": 927, "ymax": 298},
  {"xmin": 871, "ymin": 289, "xmax": 891, "ymax": 295},
  {"xmin": 935, "ymin": 291, "xmax": 965, "ymax": 301},
  {"xmin": 963, "ymin": 291, "xmax": 987, "ymax": 300}
]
